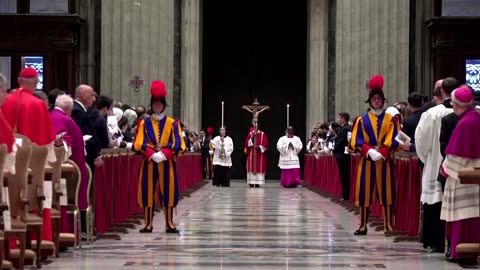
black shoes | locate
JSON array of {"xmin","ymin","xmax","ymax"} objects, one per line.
[
  {"xmin": 353, "ymin": 229, "xmax": 367, "ymax": 235},
  {"xmin": 166, "ymin": 228, "xmax": 179, "ymax": 234},
  {"xmin": 139, "ymin": 227, "xmax": 153, "ymax": 233},
  {"xmin": 140, "ymin": 227, "xmax": 179, "ymax": 234}
]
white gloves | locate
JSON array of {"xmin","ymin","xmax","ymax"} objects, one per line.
[
  {"xmin": 150, "ymin": 152, "xmax": 166, "ymax": 163},
  {"xmin": 248, "ymin": 139, "xmax": 253, "ymax": 147},
  {"xmin": 209, "ymin": 150, "xmax": 214, "ymax": 155},
  {"xmin": 259, "ymin": 146, "xmax": 266, "ymax": 153},
  {"xmin": 367, "ymin": 149, "xmax": 384, "ymax": 161},
  {"xmin": 126, "ymin": 142, "xmax": 133, "ymax": 149}
]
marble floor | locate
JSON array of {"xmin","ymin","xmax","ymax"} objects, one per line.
[{"xmin": 43, "ymin": 181, "xmax": 470, "ymax": 270}]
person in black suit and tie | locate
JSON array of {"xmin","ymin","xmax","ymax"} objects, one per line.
[
  {"xmin": 71, "ymin": 84, "xmax": 103, "ymax": 239},
  {"xmin": 199, "ymin": 128, "xmax": 213, "ymax": 179},
  {"xmin": 72, "ymin": 84, "xmax": 103, "ymax": 170},
  {"xmin": 333, "ymin": 112, "xmax": 352, "ymax": 200}
]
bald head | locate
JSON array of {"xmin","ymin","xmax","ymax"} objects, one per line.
[
  {"xmin": 75, "ymin": 84, "xmax": 96, "ymax": 108},
  {"xmin": 433, "ymin": 79, "xmax": 443, "ymax": 94}
]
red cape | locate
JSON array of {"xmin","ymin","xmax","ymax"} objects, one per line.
[
  {"xmin": 0, "ymin": 111, "xmax": 14, "ymax": 152},
  {"xmin": 2, "ymin": 89, "xmax": 55, "ymax": 145}
]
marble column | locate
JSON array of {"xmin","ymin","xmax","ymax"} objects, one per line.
[
  {"xmin": 307, "ymin": 0, "xmax": 329, "ymax": 136},
  {"xmin": 414, "ymin": 0, "xmax": 435, "ymax": 97},
  {"xmin": 181, "ymin": 0, "xmax": 202, "ymax": 132}
]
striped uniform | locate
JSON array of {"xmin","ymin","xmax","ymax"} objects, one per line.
[
  {"xmin": 133, "ymin": 115, "xmax": 186, "ymax": 231},
  {"xmin": 350, "ymin": 111, "xmax": 399, "ymax": 232}
]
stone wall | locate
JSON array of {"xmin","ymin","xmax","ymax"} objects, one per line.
[
  {"xmin": 100, "ymin": 0, "xmax": 174, "ymax": 113},
  {"xmin": 334, "ymin": 0, "xmax": 410, "ymax": 118}
]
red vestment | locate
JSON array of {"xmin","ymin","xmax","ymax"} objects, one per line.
[
  {"xmin": 245, "ymin": 130, "xmax": 268, "ymax": 175},
  {"xmin": 2, "ymin": 88, "xmax": 55, "ymax": 242},
  {"xmin": 0, "ymin": 111, "xmax": 14, "ymax": 152},
  {"xmin": 2, "ymin": 89, "xmax": 55, "ymax": 145}
]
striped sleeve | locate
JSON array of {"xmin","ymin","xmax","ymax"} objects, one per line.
[
  {"xmin": 171, "ymin": 120, "xmax": 186, "ymax": 155},
  {"xmin": 379, "ymin": 116, "xmax": 399, "ymax": 157},
  {"xmin": 133, "ymin": 119, "xmax": 154, "ymax": 160},
  {"xmin": 351, "ymin": 117, "xmax": 371, "ymax": 156}
]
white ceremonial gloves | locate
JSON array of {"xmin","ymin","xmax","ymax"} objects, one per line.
[
  {"xmin": 248, "ymin": 139, "xmax": 253, "ymax": 147},
  {"xmin": 367, "ymin": 148, "xmax": 384, "ymax": 162},
  {"xmin": 259, "ymin": 145, "xmax": 266, "ymax": 153},
  {"xmin": 209, "ymin": 150, "xmax": 214, "ymax": 155},
  {"xmin": 150, "ymin": 152, "xmax": 167, "ymax": 163}
]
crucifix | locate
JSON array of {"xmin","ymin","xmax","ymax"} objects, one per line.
[{"xmin": 242, "ymin": 98, "xmax": 270, "ymax": 175}]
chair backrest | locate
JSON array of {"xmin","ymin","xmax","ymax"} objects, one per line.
[
  {"xmin": 49, "ymin": 146, "xmax": 66, "ymax": 209},
  {"xmin": 86, "ymin": 163, "xmax": 93, "ymax": 206},
  {"xmin": 0, "ymin": 144, "xmax": 7, "ymax": 204},
  {"xmin": 9, "ymin": 135, "xmax": 32, "ymax": 220},
  {"xmin": 27, "ymin": 141, "xmax": 48, "ymax": 212},
  {"xmin": 65, "ymin": 160, "xmax": 81, "ymax": 207}
]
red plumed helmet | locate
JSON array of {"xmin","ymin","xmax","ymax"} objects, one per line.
[
  {"xmin": 150, "ymin": 80, "xmax": 168, "ymax": 99},
  {"xmin": 366, "ymin": 74, "xmax": 386, "ymax": 104},
  {"xmin": 368, "ymin": 75, "xmax": 384, "ymax": 91},
  {"xmin": 207, "ymin": 127, "xmax": 213, "ymax": 134}
]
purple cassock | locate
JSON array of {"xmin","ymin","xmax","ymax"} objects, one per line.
[
  {"xmin": 442, "ymin": 107, "xmax": 480, "ymax": 259},
  {"xmin": 50, "ymin": 108, "xmax": 89, "ymax": 211}
]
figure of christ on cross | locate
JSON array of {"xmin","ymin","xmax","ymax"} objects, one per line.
[{"xmin": 243, "ymin": 99, "xmax": 269, "ymax": 187}]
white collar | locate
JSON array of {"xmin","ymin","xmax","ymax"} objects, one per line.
[
  {"xmin": 152, "ymin": 113, "xmax": 165, "ymax": 121},
  {"xmin": 54, "ymin": 107, "xmax": 65, "ymax": 113},
  {"xmin": 371, "ymin": 109, "xmax": 383, "ymax": 116},
  {"xmin": 74, "ymin": 100, "xmax": 87, "ymax": 112}
]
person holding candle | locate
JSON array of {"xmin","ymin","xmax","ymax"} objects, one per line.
[
  {"xmin": 350, "ymin": 74, "xmax": 399, "ymax": 236},
  {"xmin": 211, "ymin": 126, "xmax": 234, "ymax": 187}
]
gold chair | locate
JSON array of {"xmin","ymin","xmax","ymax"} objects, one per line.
[
  {"xmin": 45, "ymin": 146, "xmax": 68, "ymax": 257},
  {"xmin": 64, "ymin": 160, "xmax": 82, "ymax": 249},
  {"xmin": 0, "ymin": 144, "xmax": 13, "ymax": 270},
  {"xmin": 23, "ymin": 136, "xmax": 52, "ymax": 267},
  {"xmin": 57, "ymin": 162, "xmax": 76, "ymax": 250},
  {"xmin": 5, "ymin": 138, "xmax": 34, "ymax": 270},
  {"xmin": 85, "ymin": 164, "xmax": 94, "ymax": 244}
]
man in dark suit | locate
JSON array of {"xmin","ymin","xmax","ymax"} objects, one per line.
[
  {"xmin": 400, "ymin": 92, "xmax": 423, "ymax": 153},
  {"xmin": 333, "ymin": 112, "xmax": 352, "ymax": 200},
  {"xmin": 71, "ymin": 84, "xmax": 103, "ymax": 239},
  {"xmin": 199, "ymin": 128, "xmax": 212, "ymax": 179},
  {"xmin": 72, "ymin": 84, "xmax": 102, "ymax": 169}
]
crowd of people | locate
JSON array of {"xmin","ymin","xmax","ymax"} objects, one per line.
[
  {"xmin": 1, "ymin": 66, "xmax": 479, "ymax": 266},
  {"xmin": 303, "ymin": 75, "xmax": 480, "ymax": 265},
  {"xmin": 0, "ymin": 68, "xmax": 192, "ymax": 266}
]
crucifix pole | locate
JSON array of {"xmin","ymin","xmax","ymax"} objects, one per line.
[{"xmin": 242, "ymin": 98, "xmax": 270, "ymax": 175}]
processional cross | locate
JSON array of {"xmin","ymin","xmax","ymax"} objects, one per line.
[{"xmin": 242, "ymin": 98, "xmax": 270, "ymax": 175}]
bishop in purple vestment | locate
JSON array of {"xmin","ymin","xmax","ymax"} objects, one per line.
[
  {"xmin": 50, "ymin": 95, "xmax": 89, "ymax": 212},
  {"xmin": 440, "ymin": 87, "xmax": 480, "ymax": 262}
]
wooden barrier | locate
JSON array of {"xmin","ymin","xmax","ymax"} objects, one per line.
[
  {"xmin": 303, "ymin": 152, "xmax": 421, "ymax": 237},
  {"xmin": 94, "ymin": 150, "xmax": 203, "ymax": 237}
]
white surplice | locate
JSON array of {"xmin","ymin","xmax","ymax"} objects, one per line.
[
  {"xmin": 277, "ymin": 135, "xmax": 303, "ymax": 169},
  {"xmin": 211, "ymin": 136, "xmax": 234, "ymax": 167},
  {"xmin": 415, "ymin": 104, "xmax": 453, "ymax": 205}
]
